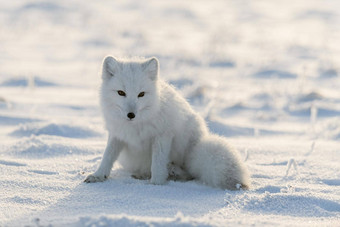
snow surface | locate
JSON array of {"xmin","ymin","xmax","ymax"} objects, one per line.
[{"xmin": 1, "ymin": 0, "xmax": 340, "ymax": 226}]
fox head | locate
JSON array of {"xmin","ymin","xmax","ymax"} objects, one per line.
[{"xmin": 100, "ymin": 56, "xmax": 160, "ymax": 123}]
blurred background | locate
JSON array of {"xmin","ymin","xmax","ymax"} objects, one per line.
[
  {"xmin": 1, "ymin": 0, "xmax": 340, "ymax": 138},
  {"xmin": 1, "ymin": 1, "xmax": 339, "ymax": 80}
]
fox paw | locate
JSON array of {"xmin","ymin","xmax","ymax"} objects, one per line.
[
  {"xmin": 84, "ymin": 174, "xmax": 107, "ymax": 183},
  {"xmin": 150, "ymin": 175, "xmax": 167, "ymax": 185}
]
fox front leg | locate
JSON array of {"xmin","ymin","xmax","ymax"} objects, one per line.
[
  {"xmin": 84, "ymin": 136, "xmax": 123, "ymax": 183},
  {"xmin": 150, "ymin": 134, "xmax": 173, "ymax": 185}
]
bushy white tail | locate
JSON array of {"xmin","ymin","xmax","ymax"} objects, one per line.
[{"xmin": 186, "ymin": 135, "xmax": 250, "ymax": 190}]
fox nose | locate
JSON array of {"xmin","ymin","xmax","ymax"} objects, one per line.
[{"xmin": 127, "ymin": 112, "xmax": 135, "ymax": 119}]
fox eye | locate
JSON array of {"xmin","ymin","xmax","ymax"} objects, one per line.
[
  {"xmin": 138, "ymin": 92, "xmax": 145, "ymax": 98},
  {"xmin": 117, "ymin": 90, "xmax": 126, "ymax": 96}
]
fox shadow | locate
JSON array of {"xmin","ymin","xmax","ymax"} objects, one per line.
[{"xmin": 28, "ymin": 174, "xmax": 228, "ymax": 224}]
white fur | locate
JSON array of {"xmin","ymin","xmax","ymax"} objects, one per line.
[{"xmin": 84, "ymin": 56, "xmax": 250, "ymax": 190}]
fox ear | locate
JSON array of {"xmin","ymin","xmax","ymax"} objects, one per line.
[
  {"xmin": 142, "ymin": 57, "xmax": 159, "ymax": 81},
  {"xmin": 102, "ymin": 56, "xmax": 118, "ymax": 80}
]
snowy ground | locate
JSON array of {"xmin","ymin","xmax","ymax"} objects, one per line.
[{"xmin": 1, "ymin": 0, "xmax": 340, "ymax": 226}]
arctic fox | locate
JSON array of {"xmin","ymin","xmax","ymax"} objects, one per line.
[{"xmin": 84, "ymin": 56, "xmax": 250, "ymax": 190}]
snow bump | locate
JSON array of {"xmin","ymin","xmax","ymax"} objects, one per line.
[
  {"xmin": 7, "ymin": 136, "xmax": 93, "ymax": 158},
  {"xmin": 227, "ymin": 191, "xmax": 340, "ymax": 217},
  {"xmin": 10, "ymin": 123, "xmax": 101, "ymax": 138}
]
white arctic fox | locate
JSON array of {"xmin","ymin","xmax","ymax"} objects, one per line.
[{"xmin": 84, "ymin": 56, "xmax": 250, "ymax": 190}]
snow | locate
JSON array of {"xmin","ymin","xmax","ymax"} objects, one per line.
[{"xmin": 1, "ymin": 0, "xmax": 340, "ymax": 226}]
